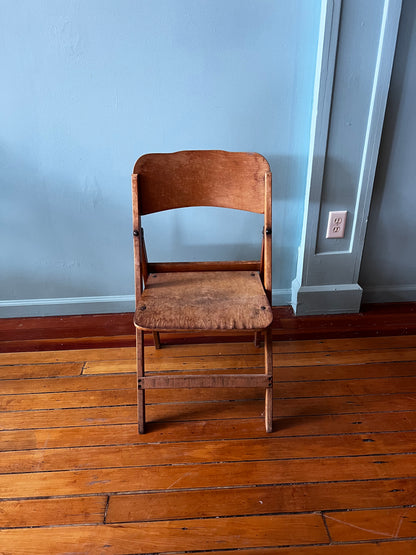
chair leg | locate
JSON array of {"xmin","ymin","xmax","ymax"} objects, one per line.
[
  {"xmin": 264, "ymin": 326, "xmax": 273, "ymax": 433},
  {"xmin": 254, "ymin": 331, "xmax": 262, "ymax": 348},
  {"xmin": 153, "ymin": 331, "xmax": 161, "ymax": 349},
  {"xmin": 136, "ymin": 328, "xmax": 146, "ymax": 434}
]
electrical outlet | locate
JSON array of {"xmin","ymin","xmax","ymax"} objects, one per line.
[{"xmin": 326, "ymin": 210, "xmax": 347, "ymax": 239}]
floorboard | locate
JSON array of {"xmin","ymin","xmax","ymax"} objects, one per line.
[
  {"xmin": 1, "ymin": 301, "xmax": 416, "ymax": 352},
  {"xmin": 0, "ymin": 329, "xmax": 415, "ymax": 553}
]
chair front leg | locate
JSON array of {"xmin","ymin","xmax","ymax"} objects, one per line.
[
  {"xmin": 136, "ymin": 328, "xmax": 146, "ymax": 433},
  {"xmin": 264, "ymin": 326, "xmax": 273, "ymax": 433}
]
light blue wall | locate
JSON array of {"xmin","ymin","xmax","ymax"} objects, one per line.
[
  {"xmin": 0, "ymin": 0, "xmax": 320, "ymax": 316},
  {"xmin": 360, "ymin": 0, "xmax": 416, "ymax": 302}
]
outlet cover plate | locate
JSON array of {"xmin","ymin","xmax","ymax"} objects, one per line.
[{"xmin": 326, "ymin": 210, "xmax": 347, "ymax": 239}]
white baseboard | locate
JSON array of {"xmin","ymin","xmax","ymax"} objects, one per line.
[
  {"xmin": 272, "ymin": 288, "xmax": 292, "ymax": 307},
  {"xmin": 292, "ymin": 282, "xmax": 363, "ymax": 315},
  {"xmin": 0, "ymin": 295, "xmax": 136, "ymax": 318},
  {"xmin": 0, "ymin": 289, "xmax": 292, "ymax": 319},
  {"xmin": 1, "ymin": 285, "xmax": 413, "ymax": 319}
]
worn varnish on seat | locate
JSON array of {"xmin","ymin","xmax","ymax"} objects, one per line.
[
  {"xmin": 135, "ymin": 271, "xmax": 273, "ymax": 331},
  {"xmin": 132, "ymin": 150, "xmax": 273, "ymax": 433}
]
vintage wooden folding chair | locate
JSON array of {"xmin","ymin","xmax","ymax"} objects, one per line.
[{"xmin": 132, "ymin": 150, "xmax": 273, "ymax": 433}]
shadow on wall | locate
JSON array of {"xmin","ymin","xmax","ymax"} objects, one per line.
[
  {"xmin": 267, "ymin": 153, "xmax": 311, "ymax": 288},
  {"xmin": 359, "ymin": 0, "xmax": 416, "ymax": 295},
  {"xmin": 361, "ymin": 0, "xmax": 416, "ymax": 224}
]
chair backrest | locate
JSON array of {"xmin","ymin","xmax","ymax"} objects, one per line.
[{"xmin": 133, "ymin": 150, "xmax": 270, "ymax": 215}]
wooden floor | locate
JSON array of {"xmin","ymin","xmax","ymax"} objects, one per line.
[
  {"xmin": 1, "ymin": 332, "xmax": 416, "ymax": 553},
  {"xmin": 2, "ymin": 302, "xmax": 416, "ymax": 353}
]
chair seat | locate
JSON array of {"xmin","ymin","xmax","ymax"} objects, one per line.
[{"xmin": 134, "ymin": 271, "xmax": 273, "ymax": 331}]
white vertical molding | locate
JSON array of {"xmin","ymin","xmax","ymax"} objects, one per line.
[
  {"xmin": 292, "ymin": 0, "xmax": 341, "ymax": 311},
  {"xmin": 303, "ymin": 0, "xmax": 342, "ymax": 277},
  {"xmin": 292, "ymin": 0, "xmax": 402, "ymax": 315}
]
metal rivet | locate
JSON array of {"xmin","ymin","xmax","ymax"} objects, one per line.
[
  {"xmin": 265, "ymin": 227, "xmax": 272, "ymax": 235},
  {"xmin": 140, "ymin": 305, "xmax": 146, "ymax": 311},
  {"xmin": 261, "ymin": 306, "xmax": 266, "ymax": 310},
  {"xmin": 133, "ymin": 230, "xmax": 139, "ymax": 237}
]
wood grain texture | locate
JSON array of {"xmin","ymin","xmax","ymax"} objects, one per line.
[
  {"xmin": 325, "ymin": 507, "xmax": 416, "ymax": 542},
  {"xmin": 2, "ymin": 431, "xmax": 416, "ymax": 474},
  {"xmin": 133, "ymin": 150, "xmax": 270, "ymax": 214},
  {"xmin": 4, "ymin": 334, "xmax": 415, "ymax": 367},
  {"xmin": 134, "ymin": 271, "xmax": 273, "ymax": 331},
  {"xmin": 1, "ymin": 333, "xmax": 415, "ymax": 553},
  {"xmin": 0, "ymin": 514, "xmax": 327, "ymax": 554},
  {"xmin": 138, "ymin": 373, "xmax": 271, "ymax": 389},
  {"xmin": 161, "ymin": 543, "xmax": 416, "ymax": 555},
  {"xmin": 2, "ymin": 454, "xmax": 416, "ymax": 499},
  {"xmin": 3, "ymin": 410, "xmax": 416, "ymax": 450},
  {"xmin": 2, "ymin": 302, "xmax": 416, "ymax": 353},
  {"xmin": 0, "ymin": 362, "xmax": 83, "ymax": 379},
  {"xmin": 106, "ymin": 478, "xmax": 416, "ymax": 523},
  {"xmin": 132, "ymin": 150, "xmax": 273, "ymax": 433},
  {"xmin": 147, "ymin": 260, "xmax": 261, "ymax": 273},
  {"xmin": 0, "ymin": 496, "xmax": 107, "ymax": 528},
  {"xmin": 4, "ymin": 372, "xmax": 416, "ymax": 412}
]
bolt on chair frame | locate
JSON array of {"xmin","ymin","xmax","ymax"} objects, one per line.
[{"xmin": 132, "ymin": 150, "xmax": 273, "ymax": 433}]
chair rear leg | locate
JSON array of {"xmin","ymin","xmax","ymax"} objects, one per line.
[
  {"xmin": 136, "ymin": 328, "xmax": 146, "ymax": 433},
  {"xmin": 152, "ymin": 331, "xmax": 161, "ymax": 349},
  {"xmin": 264, "ymin": 326, "xmax": 273, "ymax": 433}
]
